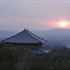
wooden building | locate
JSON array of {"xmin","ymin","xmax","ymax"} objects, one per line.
[{"xmin": 3, "ymin": 29, "xmax": 49, "ymax": 70}]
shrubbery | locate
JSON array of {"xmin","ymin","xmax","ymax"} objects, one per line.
[
  {"xmin": 0, "ymin": 44, "xmax": 17, "ymax": 70},
  {"xmin": 0, "ymin": 43, "xmax": 70, "ymax": 70}
]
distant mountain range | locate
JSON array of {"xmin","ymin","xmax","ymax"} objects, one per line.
[
  {"xmin": 33, "ymin": 28, "xmax": 70, "ymax": 43},
  {"xmin": 43, "ymin": 28, "xmax": 70, "ymax": 37},
  {"xmin": 0, "ymin": 28, "xmax": 70, "ymax": 41},
  {"xmin": 33, "ymin": 28, "xmax": 70, "ymax": 37}
]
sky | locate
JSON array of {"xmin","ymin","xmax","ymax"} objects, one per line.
[{"xmin": 0, "ymin": 0, "xmax": 70, "ymax": 31}]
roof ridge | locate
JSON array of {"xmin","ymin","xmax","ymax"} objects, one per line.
[
  {"xmin": 27, "ymin": 30, "xmax": 47, "ymax": 42},
  {"xmin": 4, "ymin": 30, "xmax": 24, "ymax": 40},
  {"xmin": 25, "ymin": 30, "xmax": 41, "ymax": 43}
]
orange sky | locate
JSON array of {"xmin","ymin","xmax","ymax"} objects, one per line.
[
  {"xmin": 48, "ymin": 19, "xmax": 70, "ymax": 29},
  {"xmin": 0, "ymin": 0, "xmax": 70, "ymax": 31}
]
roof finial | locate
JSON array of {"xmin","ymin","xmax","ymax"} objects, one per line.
[
  {"xmin": 24, "ymin": 28, "xmax": 26, "ymax": 31},
  {"xmin": 24, "ymin": 28, "xmax": 28, "ymax": 31},
  {"xmin": 27, "ymin": 28, "xmax": 28, "ymax": 30}
]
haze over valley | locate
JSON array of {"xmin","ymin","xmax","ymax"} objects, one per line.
[{"xmin": 0, "ymin": 28, "xmax": 70, "ymax": 44}]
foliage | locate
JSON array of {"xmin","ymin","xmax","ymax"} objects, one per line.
[
  {"xmin": 1, "ymin": 43, "xmax": 70, "ymax": 70},
  {"xmin": 0, "ymin": 43, "xmax": 17, "ymax": 70},
  {"xmin": 30, "ymin": 63, "xmax": 53, "ymax": 70}
]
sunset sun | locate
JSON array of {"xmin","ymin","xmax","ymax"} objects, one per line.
[{"xmin": 58, "ymin": 21, "xmax": 69, "ymax": 28}]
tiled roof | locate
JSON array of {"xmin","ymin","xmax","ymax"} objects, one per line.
[
  {"xmin": 32, "ymin": 48, "xmax": 51, "ymax": 54},
  {"xmin": 3, "ymin": 30, "xmax": 47, "ymax": 44}
]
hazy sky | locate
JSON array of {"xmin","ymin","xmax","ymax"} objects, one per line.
[{"xmin": 0, "ymin": 0, "xmax": 70, "ymax": 31}]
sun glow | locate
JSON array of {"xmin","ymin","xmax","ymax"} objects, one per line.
[{"xmin": 58, "ymin": 21, "xmax": 69, "ymax": 28}]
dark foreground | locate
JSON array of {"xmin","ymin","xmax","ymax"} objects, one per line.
[{"xmin": 0, "ymin": 43, "xmax": 70, "ymax": 70}]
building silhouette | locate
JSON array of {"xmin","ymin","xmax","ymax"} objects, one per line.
[{"xmin": 3, "ymin": 29, "xmax": 50, "ymax": 70}]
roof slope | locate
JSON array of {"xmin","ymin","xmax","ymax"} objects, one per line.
[{"xmin": 3, "ymin": 30, "xmax": 47, "ymax": 44}]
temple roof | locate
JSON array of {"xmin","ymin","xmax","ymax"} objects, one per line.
[
  {"xmin": 3, "ymin": 29, "xmax": 47, "ymax": 44},
  {"xmin": 32, "ymin": 44, "xmax": 51, "ymax": 54},
  {"xmin": 32, "ymin": 49, "xmax": 51, "ymax": 54}
]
